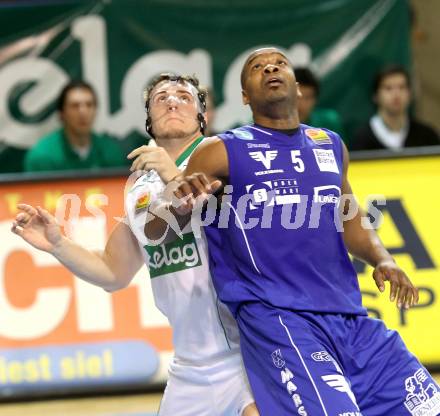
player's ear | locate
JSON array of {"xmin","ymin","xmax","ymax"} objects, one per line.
[
  {"xmin": 296, "ymin": 82, "xmax": 303, "ymax": 99},
  {"xmin": 242, "ymin": 89, "xmax": 250, "ymax": 106}
]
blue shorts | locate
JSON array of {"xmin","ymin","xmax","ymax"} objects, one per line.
[{"xmin": 236, "ymin": 302, "xmax": 440, "ymax": 416}]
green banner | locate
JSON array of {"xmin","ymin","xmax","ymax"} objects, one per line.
[{"xmin": 0, "ymin": 0, "xmax": 410, "ymax": 154}]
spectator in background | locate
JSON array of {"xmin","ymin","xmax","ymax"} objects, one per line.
[
  {"xmin": 295, "ymin": 67, "xmax": 346, "ymax": 140},
  {"xmin": 24, "ymin": 80, "xmax": 126, "ymax": 172},
  {"xmin": 353, "ymin": 65, "xmax": 440, "ymax": 151}
]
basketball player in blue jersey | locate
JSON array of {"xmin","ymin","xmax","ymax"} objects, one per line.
[{"xmin": 149, "ymin": 48, "xmax": 440, "ymax": 415}]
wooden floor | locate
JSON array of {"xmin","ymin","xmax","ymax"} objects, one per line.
[
  {"xmin": 1, "ymin": 375, "xmax": 440, "ymax": 415},
  {"xmin": 0, "ymin": 392, "xmax": 163, "ymax": 416}
]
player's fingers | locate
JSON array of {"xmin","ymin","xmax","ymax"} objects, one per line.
[
  {"xmin": 176, "ymin": 182, "xmax": 194, "ymax": 200},
  {"xmin": 372, "ymin": 268, "xmax": 385, "ymax": 292},
  {"xmin": 389, "ymin": 277, "xmax": 398, "ymax": 302},
  {"xmin": 11, "ymin": 222, "xmax": 24, "ymax": 236},
  {"xmin": 211, "ymin": 179, "xmax": 223, "ymax": 193},
  {"xmin": 36, "ymin": 206, "xmax": 54, "ymax": 225},
  {"xmin": 131, "ymin": 155, "xmax": 149, "ymax": 172},
  {"xmin": 397, "ymin": 283, "xmax": 408, "ymax": 309},
  {"xmin": 194, "ymin": 173, "xmax": 212, "ymax": 192},
  {"xmin": 412, "ymin": 286, "xmax": 419, "ymax": 306},
  {"xmin": 16, "ymin": 212, "xmax": 30, "ymax": 224},
  {"xmin": 172, "ymin": 188, "xmax": 194, "ymax": 214},
  {"xmin": 17, "ymin": 203, "xmax": 38, "ymax": 216},
  {"xmin": 127, "ymin": 145, "xmax": 150, "ymax": 159},
  {"xmin": 404, "ymin": 287, "xmax": 414, "ymax": 309},
  {"xmin": 404, "ymin": 281, "xmax": 418, "ymax": 308},
  {"xmin": 130, "ymin": 157, "xmax": 144, "ymax": 172},
  {"xmin": 188, "ymin": 176, "xmax": 210, "ymax": 197}
]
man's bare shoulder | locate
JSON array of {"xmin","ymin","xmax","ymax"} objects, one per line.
[{"xmin": 185, "ymin": 136, "xmax": 228, "ymax": 178}]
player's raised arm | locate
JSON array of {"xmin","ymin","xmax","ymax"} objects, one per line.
[
  {"xmin": 12, "ymin": 204, "xmax": 143, "ymax": 292},
  {"xmin": 340, "ymin": 144, "xmax": 418, "ymax": 309},
  {"xmin": 144, "ymin": 136, "xmax": 228, "ymax": 242}
]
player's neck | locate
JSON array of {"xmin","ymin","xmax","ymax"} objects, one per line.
[
  {"xmin": 379, "ymin": 109, "xmax": 408, "ymax": 132},
  {"xmin": 253, "ymin": 110, "xmax": 300, "ymax": 130},
  {"xmin": 155, "ymin": 132, "xmax": 202, "ymax": 161}
]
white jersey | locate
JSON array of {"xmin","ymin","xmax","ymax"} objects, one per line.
[{"xmin": 125, "ymin": 139, "xmax": 240, "ymax": 363}]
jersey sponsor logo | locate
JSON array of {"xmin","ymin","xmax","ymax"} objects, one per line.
[
  {"xmin": 271, "ymin": 349, "xmax": 286, "ymax": 368},
  {"xmin": 313, "ymin": 185, "xmax": 341, "ymax": 204},
  {"xmin": 305, "ymin": 128, "xmax": 332, "ymax": 145},
  {"xmin": 246, "ymin": 179, "xmax": 300, "ymax": 210},
  {"xmin": 404, "ymin": 368, "xmax": 440, "ymax": 416},
  {"xmin": 322, "ymin": 374, "xmax": 359, "ymax": 408},
  {"xmin": 135, "ymin": 192, "xmax": 150, "ymax": 213},
  {"xmin": 249, "ymin": 150, "xmax": 278, "ymax": 170},
  {"xmin": 269, "ymin": 346, "xmax": 308, "ymax": 414},
  {"xmin": 145, "ymin": 232, "xmax": 202, "ymax": 278},
  {"xmin": 311, "ymin": 351, "xmax": 333, "ymax": 362},
  {"xmin": 313, "ymin": 148, "xmax": 339, "ymax": 174},
  {"xmin": 234, "ymin": 128, "xmax": 254, "ymax": 141},
  {"xmin": 312, "ymin": 350, "xmax": 343, "ymax": 374},
  {"xmin": 279, "ymin": 365, "xmax": 308, "ymax": 415},
  {"xmin": 247, "ymin": 143, "xmax": 271, "ymax": 149}
]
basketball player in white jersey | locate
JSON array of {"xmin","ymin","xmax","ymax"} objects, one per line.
[{"xmin": 11, "ymin": 73, "xmax": 257, "ymax": 416}]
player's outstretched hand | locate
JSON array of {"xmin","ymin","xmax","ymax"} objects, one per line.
[
  {"xmin": 127, "ymin": 145, "xmax": 179, "ymax": 183},
  {"xmin": 372, "ymin": 260, "xmax": 419, "ymax": 309},
  {"xmin": 173, "ymin": 173, "xmax": 222, "ymax": 216},
  {"xmin": 11, "ymin": 204, "xmax": 63, "ymax": 253}
]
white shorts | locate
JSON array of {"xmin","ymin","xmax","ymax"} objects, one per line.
[{"xmin": 158, "ymin": 352, "xmax": 254, "ymax": 415}]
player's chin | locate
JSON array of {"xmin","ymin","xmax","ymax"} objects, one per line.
[
  {"xmin": 160, "ymin": 127, "xmax": 192, "ymax": 139},
  {"xmin": 265, "ymin": 89, "xmax": 289, "ymax": 102}
]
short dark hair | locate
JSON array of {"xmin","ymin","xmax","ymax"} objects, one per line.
[
  {"xmin": 57, "ymin": 80, "xmax": 97, "ymax": 112},
  {"xmin": 240, "ymin": 48, "xmax": 292, "ymax": 89},
  {"xmin": 294, "ymin": 67, "xmax": 320, "ymax": 96},
  {"xmin": 143, "ymin": 73, "xmax": 208, "ymax": 138},
  {"xmin": 373, "ymin": 65, "xmax": 411, "ymax": 93}
]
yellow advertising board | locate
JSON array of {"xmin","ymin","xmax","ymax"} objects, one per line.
[{"xmin": 350, "ymin": 156, "xmax": 440, "ymax": 365}]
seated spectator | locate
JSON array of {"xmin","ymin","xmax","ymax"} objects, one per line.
[
  {"xmin": 24, "ymin": 80, "xmax": 126, "ymax": 172},
  {"xmin": 353, "ymin": 65, "xmax": 439, "ymax": 150},
  {"xmin": 295, "ymin": 67, "xmax": 345, "ymax": 139}
]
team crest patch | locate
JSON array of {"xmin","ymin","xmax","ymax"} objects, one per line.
[
  {"xmin": 135, "ymin": 193, "xmax": 150, "ymax": 213},
  {"xmin": 305, "ymin": 128, "xmax": 332, "ymax": 145}
]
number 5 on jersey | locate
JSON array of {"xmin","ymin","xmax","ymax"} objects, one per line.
[{"xmin": 291, "ymin": 150, "xmax": 305, "ymax": 172}]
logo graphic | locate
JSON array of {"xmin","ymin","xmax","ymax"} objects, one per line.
[
  {"xmin": 271, "ymin": 349, "xmax": 286, "ymax": 368},
  {"xmin": 313, "ymin": 185, "xmax": 341, "ymax": 204},
  {"xmin": 135, "ymin": 193, "xmax": 151, "ymax": 213},
  {"xmin": 404, "ymin": 368, "xmax": 440, "ymax": 416},
  {"xmin": 312, "ymin": 350, "xmax": 343, "ymax": 374},
  {"xmin": 247, "ymin": 143, "xmax": 271, "ymax": 149},
  {"xmin": 234, "ymin": 128, "xmax": 254, "ymax": 141},
  {"xmin": 246, "ymin": 179, "xmax": 300, "ymax": 210},
  {"xmin": 322, "ymin": 374, "xmax": 359, "ymax": 408},
  {"xmin": 305, "ymin": 128, "xmax": 332, "ymax": 145},
  {"xmin": 145, "ymin": 232, "xmax": 202, "ymax": 278},
  {"xmin": 311, "ymin": 351, "xmax": 333, "ymax": 362},
  {"xmin": 249, "ymin": 150, "xmax": 278, "ymax": 170},
  {"xmin": 313, "ymin": 148, "xmax": 339, "ymax": 174},
  {"xmin": 271, "ymin": 348, "xmax": 308, "ymax": 415}
]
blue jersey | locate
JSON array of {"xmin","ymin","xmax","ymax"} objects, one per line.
[{"xmin": 205, "ymin": 124, "xmax": 366, "ymax": 316}]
